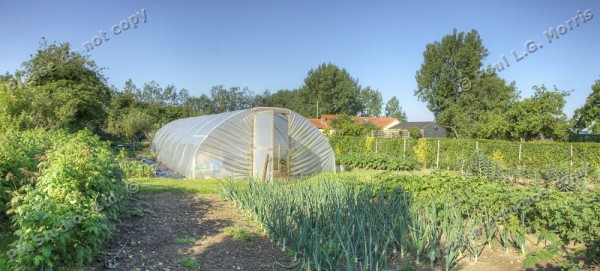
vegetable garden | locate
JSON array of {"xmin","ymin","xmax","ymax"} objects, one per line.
[
  {"xmin": 1, "ymin": 131, "xmax": 599, "ymax": 270},
  {"xmin": 219, "ymin": 136, "xmax": 600, "ymax": 270}
]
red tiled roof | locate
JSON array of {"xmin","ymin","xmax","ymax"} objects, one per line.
[
  {"xmin": 307, "ymin": 114, "xmax": 398, "ymax": 130},
  {"xmin": 307, "ymin": 118, "xmax": 327, "ymax": 129},
  {"xmin": 360, "ymin": 117, "xmax": 398, "ymax": 129}
]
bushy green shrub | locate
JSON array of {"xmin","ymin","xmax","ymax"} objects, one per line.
[
  {"xmin": 0, "ymin": 130, "xmax": 68, "ymax": 216},
  {"xmin": 119, "ymin": 160, "xmax": 156, "ymax": 178},
  {"xmin": 6, "ymin": 130, "xmax": 130, "ymax": 270}
]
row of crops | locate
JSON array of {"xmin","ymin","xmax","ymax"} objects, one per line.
[
  {"xmin": 222, "ymin": 172, "xmax": 600, "ymax": 270},
  {"xmin": 332, "ymin": 136, "xmax": 600, "ymax": 188},
  {"xmin": 0, "ymin": 130, "xmax": 134, "ymax": 270},
  {"xmin": 330, "ymin": 136, "xmax": 600, "ymax": 171}
]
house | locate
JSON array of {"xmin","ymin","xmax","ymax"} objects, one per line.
[
  {"xmin": 387, "ymin": 121, "xmax": 446, "ymax": 138},
  {"xmin": 307, "ymin": 114, "xmax": 401, "ymax": 136}
]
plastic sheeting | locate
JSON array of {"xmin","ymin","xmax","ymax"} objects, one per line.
[{"xmin": 151, "ymin": 107, "xmax": 336, "ymax": 179}]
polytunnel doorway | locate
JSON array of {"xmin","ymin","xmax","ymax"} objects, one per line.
[{"xmin": 251, "ymin": 108, "xmax": 290, "ymax": 181}]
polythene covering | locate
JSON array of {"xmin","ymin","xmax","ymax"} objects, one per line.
[{"xmin": 151, "ymin": 107, "xmax": 336, "ymax": 179}]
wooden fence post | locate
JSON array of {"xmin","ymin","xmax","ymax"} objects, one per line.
[
  {"xmin": 403, "ymin": 137, "xmax": 407, "ymax": 157},
  {"xmin": 518, "ymin": 143, "xmax": 522, "ymax": 164},
  {"xmin": 570, "ymin": 145, "xmax": 573, "ymax": 167},
  {"xmin": 436, "ymin": 140, "xmax": 440, "ymax": 169},
  {"xmin": 278, "ymin": 144, "xmax": 281, "ymax": 172},
  {"xmin": 262, "ymin": 154, "xmax": 270, "ymax": 183}
]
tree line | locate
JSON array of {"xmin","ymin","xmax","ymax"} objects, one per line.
[
  {"xmin": 0, "ymin": 41, "xmax": 407, "ymax": 143},
  {"xmin": 1, "ymin": 34, "xmax": 597, "ymax": 142}
]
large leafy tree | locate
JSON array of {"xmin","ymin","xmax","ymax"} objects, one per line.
[
  {"xmin": 506, "ymin": 85, "xmax": 570, "ymax": 141},
  {"xmin": 415, "ymin": 29, "xmax": 488, "ymax": 117},
  {"xmin": 298, "ymin": 63, "xmax": 361, "ymax": 117},
  {"xmin": 414, "ymin": 29, "xmax": 523, "ymax": 139},
  {"xmin": 437, "ymin": 75, "xmax": 518, "ymax": 139},
  {"xmin": 384, "ymin": 96, "xmax": 407, "ymax": 122},
  {"xmin": 9, "ymin": 41, "xmax": 111, "ymax": 132},
  {"xmin": 572, "ymin": 79, "xmax": 600, "ymax": 133}
]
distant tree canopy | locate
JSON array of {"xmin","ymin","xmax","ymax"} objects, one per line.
[
  {"xmin": 297, "ymin": 63, "xmax": 362, "ymax": 117},
  {"xmin": 358, "ymin": 87, "xmax": 383, "ymax": 117},
  {"xmin": 1, "ymin": 38, "xmax": 580, "ymax": 142},
  {"xmin": 572, "ymin": 79, "xmax": 600, "ymax": 134},
  {"xmin": 384, "ymin": 96, "xmax": 407, "ymax": 122}
]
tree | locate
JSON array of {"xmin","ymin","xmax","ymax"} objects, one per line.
[
  {"xmin": 506, "ymin": 85, "xmax": 570, "ymax": 141},
  {"xmin": 11, "ymin": 42, "xmax": 111, "ymax": 132},
  {"xmin": 384, "ymin": 96, "xmax": 407, "ymax": 122},
  {"xmin": 358, "ymin": 87, "xmax": 383, "ymax": 116},
  {"xmin": 263, "ymin": 89, "xmax": 302, "ymax": 112},
  {"xmin": 106, "ymin": 109, "xmax": 154, "ymax": 151},
  {"xmin": 415, "ymin": 29, "xmax": 488, "ymax": 117},
  {"xmin": 185, "ymin": 94, "xmax": 214, "ymax": 115},
  {"xmin": 572, "ymin": 79, "xmax": 600, "ymax": 133},
  {"xmin": 141, "ymin": 81, "xmax": 163, "ymax": 103},
  {"xmin": 436, "ymin": 75, "xmax": 518, "ymax": 139},
  {"xmin": 298, "ymin": 63, "xmax": 361, "ymax": 117},
  {"xmin": 414, "ymin": 29, "xmax": 524, "ymax": 139},
  {"xmin": 210, "ymin": 85, "xmax": 254, "ymax": 113}
]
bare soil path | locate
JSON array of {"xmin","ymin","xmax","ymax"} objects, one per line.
[{"xmin": 87, "ymin": 193, "xmax": 290, "ymax": 271}]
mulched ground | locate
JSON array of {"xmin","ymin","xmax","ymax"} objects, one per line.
[{"xmin": 87, "ymin": 193, "xmax": 292, "ymax": 271}]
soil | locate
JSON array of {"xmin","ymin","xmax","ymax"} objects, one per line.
[
  {"xmin": 87, "ymin": 192, "xmax": 595, "ymax": 271},
  {"xmin": 87, "ymin": 193, "xmax": 292, "ymax": 271}
]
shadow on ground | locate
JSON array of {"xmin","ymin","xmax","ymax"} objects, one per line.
[{"xmin": 87, "ymin": 193, "xmax": 290, "ymax": 270}]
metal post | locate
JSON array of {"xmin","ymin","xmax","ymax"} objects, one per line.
[{"xmin": 518, "ymin": 143, "xmax": 522, "ymax": 164}]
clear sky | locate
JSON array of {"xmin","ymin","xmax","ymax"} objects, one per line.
[{"xmin": 1, "ymin": 0, "xmax": 599, "ymax": 121}]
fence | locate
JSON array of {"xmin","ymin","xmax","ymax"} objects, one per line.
[
  {"xmin": 329, "ymin": 136, "xmax": 600, "ymax": 171},
  {"xmin": 569, "ymin": 134, "xmax": 600, "ymax": 143}
]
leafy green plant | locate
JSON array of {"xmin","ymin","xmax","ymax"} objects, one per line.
[
  {"xmin": 175, "ymin": 237, "xmax": 196, "ymax": 245},
  {"xmin": 119, "ymin": 160, "xmax": 155, "ymax": 178},
  {"xmin": 336, "ymin": 152, "xmax": 419, "ymax": 171},
  {"xmin": 180, "ymin": 256, "xmax": 198, "ymax": 269},
  {"xmin": 224, "ymin": 227, "xmax": 255, "ymax": 243},
  {"xmin": 6, "ymin": 130, "xmax": 129, "ymax": 270}
]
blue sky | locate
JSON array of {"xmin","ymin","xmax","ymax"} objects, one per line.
[{"xmin": 1, "ymin": 0, "xmax": 599, "ymax": 121}]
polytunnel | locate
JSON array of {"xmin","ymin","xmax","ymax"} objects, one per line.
[{"xmin": 151, "ymin": 107, "xmax": 336, "ymax": 179}]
